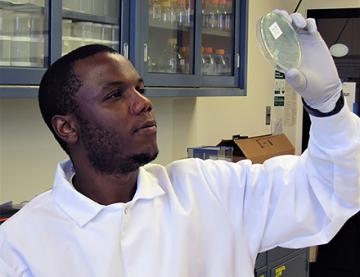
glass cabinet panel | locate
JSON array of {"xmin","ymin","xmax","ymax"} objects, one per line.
[
  {"xmin": 61, "ymin": 0, "xmax": 120, "ymax": 56},
  {"xmin": 62, "ymin": 0, "xmax": 119, "ymax": 18},
  {"xmin": 147, "ymin": 0, "xmax": 194, "ymax": 74},
  {"xmin": 0, "ymin": 0, "xmax": 47, "ymax": 67},
  {"xmin": 201, "ymin": 0, "xmax": 233, "ymax": 76}
]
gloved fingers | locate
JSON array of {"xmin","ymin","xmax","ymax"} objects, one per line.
[
  {"xmin": 290, "ymin": 13, "xmax": 307, "ymax": 29},
  {"xmin": 290, "ymin": 13, "xmax": 319, "ymax": 35},
  {"xmin": 306, "ymin": 18, "xmax": 318, "ymax": 33},
  {"xmin": 272, "ymin": 9, "xmax": 292, "ymax": 24},
  {"xmin": 285, "ymin": 68, "xmax": 307, "ymax": 92}
]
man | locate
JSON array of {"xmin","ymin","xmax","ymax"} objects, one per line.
[{"xmin": 1, "ymin": 11, "xmax": 359, "ymax": 277}]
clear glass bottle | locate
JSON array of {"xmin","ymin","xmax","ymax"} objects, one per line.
[
  {"xmin": 178, "ymin": 46, "xmax": 190, "ymax": 73},
  {"xmin": 207, "ymin": 0, "xmax": 218, "ymax": 29},
  {"xmin": 201, "ymin": 0, "xmax": 208, "ymax": 29},
  {"xmin": 213, "ymin": 48, "xmax": 226, "ymax": 75},
  {"xmin": 161, "ymin": 0, "xmax": 176, "ymax": 24},
  {"xmin": 176, "ymin": 0, "xmax": 190, "ymax": 26},
  {"xmin": 224, "ymin": 0, "xmax": 232, "ymax": 31},
  {"xmin": 217, "ymin": 0, "xmax": 226, "ymax": 31},
  {"xmin": 201, "ymin": 46, "xmax": 215, "ymax": 75},
  {"xmin": 158, "ymin": 38, "xmax": 178, "ymax": 73},
  {"xmin": 151, "ymin": 0, "xmax": 162, "ymax": 21}
]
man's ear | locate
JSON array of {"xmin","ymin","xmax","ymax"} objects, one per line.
[{"xmin": 51, "ymin": 114, "xmax": 78, "ymax": 145}]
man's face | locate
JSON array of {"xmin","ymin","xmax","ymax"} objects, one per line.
[{"xmin": 72, "ymin": 52, "xmax": 158, "ymax": 174}]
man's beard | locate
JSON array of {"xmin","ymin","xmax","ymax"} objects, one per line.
[{"xmin": 76, "ymin": 114, "xmax": 158, "ymax": 175}]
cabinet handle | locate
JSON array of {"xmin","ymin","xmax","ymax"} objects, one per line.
[
  {"xmin": 144, "ymin": 43, "xmax": 148, "ymax": 62},
  {"xmin": 123, "ymin": 43, "xmax": 129, "ymax": 59},
  {"xmin": 236, "ymin": 53, "xmax": 240, "ymax": 68}
]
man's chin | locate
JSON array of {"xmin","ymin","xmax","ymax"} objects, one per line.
[{"xmin": 132, "ymin": 150, "xmax": 159, "ymax": 166}]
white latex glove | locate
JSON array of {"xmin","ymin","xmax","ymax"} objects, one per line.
[{"xmin": 274, "ymin": 10, "xmax": 342, "ymax": 113}]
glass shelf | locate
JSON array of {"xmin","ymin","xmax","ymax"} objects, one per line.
[
  {"xmin": 202, "ymin": 28, "xmax": 231, "ymax": 37},
  {"xmin": 149, "ymin": 18, "xmax": 191, "ymax": 31},
  {"xmin": 62, "ymin": 10, "xmax": 118, "ymax": 25}
]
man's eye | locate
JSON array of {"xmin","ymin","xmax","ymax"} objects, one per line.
[
  {"xmin": 137, "ymin": 88, "xmax": 145, "ymax": 95},
  {"xmin": 105, "ymin": 89, "xmax": 123, "ymax": 100}
]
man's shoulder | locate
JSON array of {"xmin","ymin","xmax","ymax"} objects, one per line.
[
  {"xmin": 144, "ymin": 158, "xmax": 203, "ymax": 176},
  {"xmin": 0, "ymin": 190, "xmax": 52, "ymax": 233}
]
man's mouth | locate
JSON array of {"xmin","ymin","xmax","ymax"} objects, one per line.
[{"xmin": 134, "ymin": 120, "xmax": 157, "ymax": 135}]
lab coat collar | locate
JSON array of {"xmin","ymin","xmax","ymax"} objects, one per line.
[{"xmin": 51, "ymin": 160, "xmax": 165, "ymax": 227}]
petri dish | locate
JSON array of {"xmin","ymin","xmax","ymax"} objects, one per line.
[{"xmin": 256, "ymin": 11, "xmax": 301, "ymax": 71}]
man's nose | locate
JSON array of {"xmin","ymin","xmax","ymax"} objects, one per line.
[{"xmin": 130, "ymin": 88, "xmax": 153, "ymax": 115}]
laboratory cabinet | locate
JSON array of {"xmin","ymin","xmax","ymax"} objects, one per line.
[
  {"xmin": 0, "ymin": 0, "xmax": 247, "ymax": 97},
  {"xmin": 255, "ymin": 247, "xmax": 309, "ymax": 277},
  {"xmin": 0, "ymin": 0, "xmax": 125, "ymax": 97}
]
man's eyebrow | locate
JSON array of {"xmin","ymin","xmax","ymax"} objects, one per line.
[
  {"xmin": 102, "ymin": 81, "xmax": 125, "ymax": 91},
  {"xmin": 102, "ymin": 78, "xmax": 143, "ymax": 89}
]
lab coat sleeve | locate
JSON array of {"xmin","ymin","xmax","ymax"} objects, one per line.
[
  {"xmin": 260, "ymin": 104, "xmax": 360, "ymax": 251},
  {"xmin": 0, "ymin": 258, "xmax": 22, "ymax": 277},
  {"xmin": 198, "ymin": 104, "xmax": 360, "ymax": 253},
  {"xmin": 0, "ymin": 229, "xmax": 30, "ymax": 277}
]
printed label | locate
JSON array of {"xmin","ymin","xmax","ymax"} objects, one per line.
[{"xmin": 269, "ymin": 22, "xmax": 283, "ymax": 40}]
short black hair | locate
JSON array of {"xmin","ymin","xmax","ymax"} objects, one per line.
[{"xmin": 38, "ymin": 44, "xmax": 118, "ymax": 154}]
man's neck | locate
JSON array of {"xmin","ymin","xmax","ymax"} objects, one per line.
[{"xmin": 72, "ymin": 167, "xmax": 139, "ymax": 205}]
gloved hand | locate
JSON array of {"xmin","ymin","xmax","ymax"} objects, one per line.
[{"xmin": 274, "ymin": 10, "xmax": 342, "ymax": 113}]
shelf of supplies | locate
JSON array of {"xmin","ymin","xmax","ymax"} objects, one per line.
[
  {"xmin": 202, "ymin": 28, "xmax": 231, "ymax": 37},
  {"xmin": 149, "ymin": 19, "xmax": 192, "ymax": 31},
  {"xmin": 62, "ymin": 10, "xmax": 118, "ymax": 25}
]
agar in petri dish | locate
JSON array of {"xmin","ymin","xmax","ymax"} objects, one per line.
[{"xmin": 256, "ymin": 11, "xmax": 301, "ymax": 71}]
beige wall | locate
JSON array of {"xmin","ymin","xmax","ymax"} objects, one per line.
[{"xmin": 1, "ymin": 0, "xmax": 359, "ymax": 203}]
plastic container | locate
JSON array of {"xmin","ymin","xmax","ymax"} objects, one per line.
[
  {"xmin": 62, "ymin": 19, "xmax": 72, "ymax": 37},
  {"xmin": 101, "ymin": 24, "xmax": 112, "ymax": 41},
  {"xmin": 92, "ymin": 23, "xmax": 102, "ymax": 40},
  {"xmin": 0, "ymin": 10, "xmax": 14, "ymax": 66},
  {"xmin": 256, "ymin": 11, "xmax": 301, "ymax": 72},
  {"xmin": 62, "ymin": 37, "xmax": 71, "ymax": 55},
  {"xmin": 12, "ymin": 12, "xmax": 31, "ymax": 66},
  {"xmin": 72, "ymin": 21, "xmax": 92, "ymax": 38},
  {"xmin": 11, "ymin": 37, "xmax": 31, "ymax": 66},
  {"xmin": 112, "ymin": 25, "xmax": 119, "ymax": 41},
  {"xmin": 29, "ymin": 14, "xmax": 45, "ymax": 66},
  {"xmin": 0, "ymin": 38, "xmax": 11, "ymax": 66},
  {"xmin": 14, "ymin": 12, "xmax": 31, "ymax": 36}
]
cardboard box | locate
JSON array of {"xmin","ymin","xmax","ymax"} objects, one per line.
[{"xmin": 217, "ymin": 134, "xmax": 294, "ymax": 164}]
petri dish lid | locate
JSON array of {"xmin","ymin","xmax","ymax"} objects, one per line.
[{"xmin": 256, "ymin": 11, "xmax": 301, "ymax": 71}]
